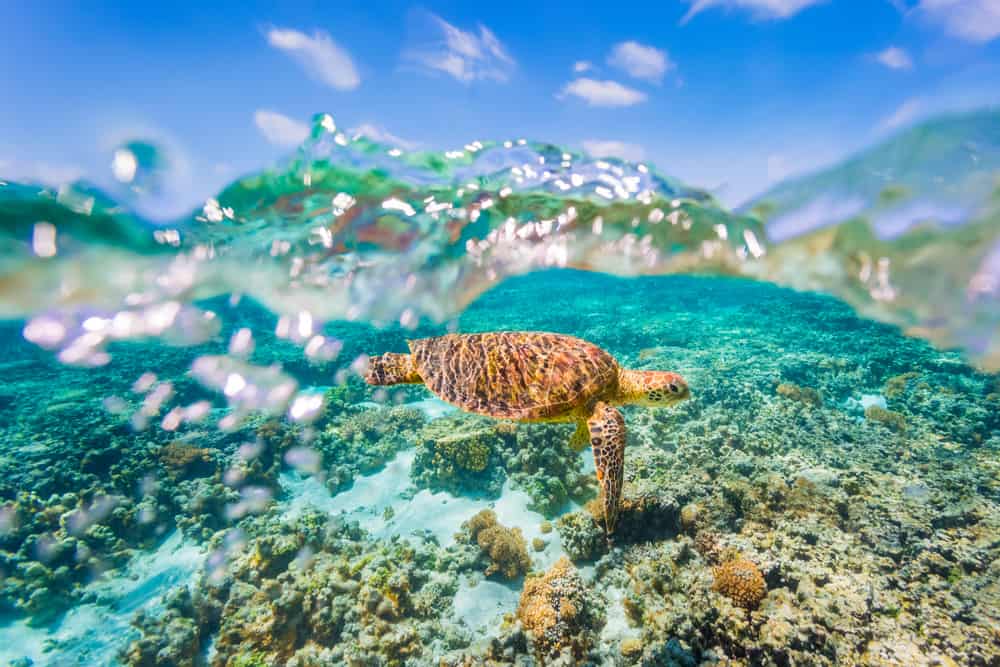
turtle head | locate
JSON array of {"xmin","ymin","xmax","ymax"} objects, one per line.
[{"xmin": 618, "ymin": 370, "xmax": 690, "ymax": 407}]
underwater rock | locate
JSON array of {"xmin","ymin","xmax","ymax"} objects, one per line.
[
  {"xmin": 461, "ymin": 509, "xmax": 531, "ymax": 580},
  {"xmin": 517, "ymin": 556, "xmax": 606, "ymax": 661}
]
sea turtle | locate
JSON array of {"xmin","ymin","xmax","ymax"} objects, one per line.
[{"xmin": 364, "ymin": 331, "xmax": 690, "ymax": 536}]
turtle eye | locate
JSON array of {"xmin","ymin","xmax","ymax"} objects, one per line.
[{"xmin": 668, "ymin": 383, "xmax": 680, "ymax": 393}]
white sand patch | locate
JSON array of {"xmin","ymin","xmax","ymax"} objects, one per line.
[
  {"xmin": 406, "ymin": 397, "xmax": 458, "ymax": 420},
  {"xmin": 280, "ymin": 448, "xmax": 572, "ymax": 569},
  {"xmin": 860, "ymin": 394, "xmax": 887, "ymax": 410},
  {"xmin": 0, "ymin": 530, "xmax": 204, "ymax": 666},
  {"xmin": 279, "ymin": 444, "xmax": 587, "ymax": 639},
  {"xmin": 452, "ymin": 579, "xmax": 521, "ymax": 634},
  {"xmin": 355, "ymin": 397, "xmax": 456, "ymax": 421},
  {"xmin": 600, "ymin": 584, "xmax": 639, "ymax": 644}
]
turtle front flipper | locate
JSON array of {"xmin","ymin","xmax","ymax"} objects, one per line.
[{"xmin": 587, "ymin": 401, "xmax": 625, "ymax": 537}]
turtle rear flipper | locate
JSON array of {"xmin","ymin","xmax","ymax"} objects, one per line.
[
  {"xmin": 588, "ymin": 401, "xmax": 625, "ymax": 537},
  {"xmin": 365, "ymin": 353, "xmax": 422, "ymax": 385}
]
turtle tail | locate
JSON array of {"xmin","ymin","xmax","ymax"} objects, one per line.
[{"xmin": 364, "ymin": 353, "xmax": 422, "ymax": 385}]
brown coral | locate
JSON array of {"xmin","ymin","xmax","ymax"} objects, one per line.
[
  {"xmin": 463, "ymin": 509, "xmax": 531, "ymax": 579},
  {"xmin": 776, "ymin": 382, "xmax": 822, "ymax": 407},
  {"xmin": 517, "ymin": 556, "xmax": 603, "ymax": 659},
  {"xmin": 712, "ymin": 558, "xmax": 767, "ymax": 610},
  {"xmin": 884, "ymin": 371, "xmax": 920, "ymax": 398},
  {"xmin": 865, "ymin": 405, "xmax": 907, "ymax": 432},
  {"xmin": 158, "ymin": 442, "xmax": 214, "ymax": 479},
  {"xmin": 694, "ymin": 530, "xmax": 722, "ymax": 564}
]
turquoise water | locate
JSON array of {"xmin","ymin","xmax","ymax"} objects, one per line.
[{"xmin": 1, "ymin": 113, "xmax": 1000, "ymax": 665}]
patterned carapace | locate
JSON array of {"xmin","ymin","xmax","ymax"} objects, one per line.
[{"xmin": 365, "ymin": 331, "xmax": 690, "ymax": 536}]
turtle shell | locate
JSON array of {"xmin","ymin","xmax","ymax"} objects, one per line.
[{"xmin": 408, "ymin": 332, "xmax": 620, "ymax": 420}]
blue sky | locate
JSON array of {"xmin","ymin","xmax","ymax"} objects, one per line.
[{"xmin": 2, "ymin": 0, "xmax": 1000, "ymax": 217}]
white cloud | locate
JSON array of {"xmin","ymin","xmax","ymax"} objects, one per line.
[
  {"xmin": 681, "ymin": 0, "xmax": 825, "ymax": 22},
  {"xmin": 879, "ymin": 98, "xmax": 923, "ymax": 132},
  {"xmin": 875, "ymin": 46, "xmax": 913, "ymax": 70},
  {"xmin": 582, "ymin": 140, "xmax": 646, "ymax": 162},
  {"xmin": 573, "ymin": 60, "xmax": 593, "ymax": 73},
  {"xmin": 607, "ymin": 41, "xmax": 674, "ymax": 83},
  {"xmin": 560, "ymin": 78, "xmax": 647, "ymax": 107},
  {"xmin": 350, "ymin": 123, "xmax": 421, "ymax": 150},
  {"xmin": 266, "ymin": 27, "xmax": 361, "ymax": 90},
  {"xmin": 919, "ymin": 0, "xmax": 1000, "ymax": 43},
  {"xmin": 405, "ymin": 12, "xmax": 515, "ymax": 83},
  {"xmin": 254, "ymin": 110, "xmax": 310, "ymax": 147}
]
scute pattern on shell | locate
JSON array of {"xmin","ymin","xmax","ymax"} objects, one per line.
[{"xmin": 409, "ymin": 332, "xmax": 619, "ymax": 419}]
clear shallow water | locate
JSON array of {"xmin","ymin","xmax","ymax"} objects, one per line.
[{"xmin": 1, "ymin": 112, "xmax": 999, "ymax": 665}]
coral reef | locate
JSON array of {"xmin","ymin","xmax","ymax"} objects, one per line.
[
  {"xmin": 124, "ymin": 510, "xmax": 476, "ymax": 667},
  {"xmin": 409, "ymin": 412, "xmax": 592, "ymax": 517},
  {"xmin": 517, "ymin": 556, "xmax": 606, "ymax": 661},
  {"xmin": 865, "ymin": 404, "xmax": 908, "ymax": 432},
  {"xmin": 411, "ymin": 414, "xmax": 507, "ymax": 497},
  {"xmin": 461, "ymin": 509, "xmax": 531, "ymax": 579},
  {"xmin": 502, "ymin": 422, "xmax": 594, "ymax": 517},
  {"xmin": 775, "ymin": 382, "xmax": 822, "ymax": 406},
  {"xmin": 711, "ymin": 557, "xmax": 766, "ymax": 610},
  {"xmin": 4, "ymin": 272, "xmax": 1000, "ymax": 666},
  {"xmin": 555, "ymin": 510, "xmax": 605, "ymax": 562},
  {"xmin": 311, "ymin": 404, "xmax": 426, "ymax": 492}
]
